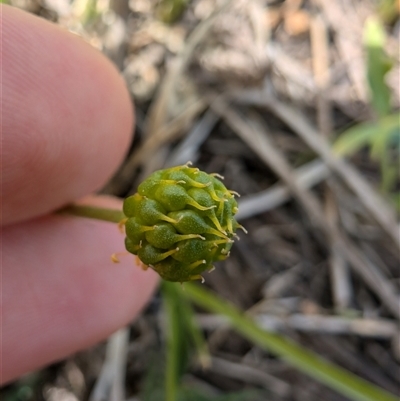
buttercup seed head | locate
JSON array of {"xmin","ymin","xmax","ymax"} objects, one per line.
[{"xmin": 123, "ymin": 164, "xmax": 244, "ymax": 282}]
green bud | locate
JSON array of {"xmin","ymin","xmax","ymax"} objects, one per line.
[{"xmin": 123, "ymin": 164, "xmax": 245, "ymax": 282}]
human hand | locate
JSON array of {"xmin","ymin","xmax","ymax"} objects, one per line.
[{"xmin": 1, "ymin": 5, "xmax": 158, "ymax": 384}]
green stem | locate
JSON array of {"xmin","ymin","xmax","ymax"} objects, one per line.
[
  {"xmin": 183, "ymin": 283, "xmax": 398, "ymax": 401},
  {"xmin": 58, "ymin": 205, "xmax": 125, "ymax": 223},
  {"xmin": 162, "ymin": 282, "xmax": 180, "ymax": 401}
]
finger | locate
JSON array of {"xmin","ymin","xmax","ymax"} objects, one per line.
[
  {"xmin": 2, "ymin": 6, "xmax": 133, "ymax": 225},
  {"xmin": 1, "ymin": 196, "xmax": 159, "ymax": 384}
]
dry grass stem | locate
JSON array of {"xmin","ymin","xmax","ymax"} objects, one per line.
[
  {"xmin": 89, "ymin": 328, "xmax": 129, "ymax": 401},
  {"xmin": 236, "ymin": 159, "xmax": 329, "ymax": 220},
  {"xmin": 197, "ymin": 313, "xmax": 398, "ymax": 339},
  {"xmin": 235, "ymin": 92, "xmax": 399, "ymax": 248},
  {"xmin": 144, "ymin": 0, "xmax": 232, "ymax": 138},
  {"xmin": 208, "ymin": 356, "xmax": 291, "ymax": 397}
]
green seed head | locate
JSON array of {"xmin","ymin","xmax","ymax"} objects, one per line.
[{"xmin": 123, "ymin": 164, "xmax": 243, "ymax": 282}]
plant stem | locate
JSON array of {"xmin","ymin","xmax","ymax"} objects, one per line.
[
  {"xmin": 182, "ymin": 283, "xmax": 398, "ymax": 401},
  {"xmin": 162, "ymin": 282, "xmax": 180, "ymax": 401},
  {"xmin": 58, "ymin": 205, "xmax": 125, "ymax": 223}
]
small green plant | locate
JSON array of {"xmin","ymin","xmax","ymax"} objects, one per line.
[
  {"xmin": 333, "ymin": 17, "xmax": 400, "ymax": 197},
  {"xmin": 122, "ymin": 163, "xmax": 245, "ymax": 282}
]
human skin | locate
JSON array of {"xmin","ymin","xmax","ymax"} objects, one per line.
[{"xmin": 1, "ymin": 5, "xmax": 158, "ymax": 384}]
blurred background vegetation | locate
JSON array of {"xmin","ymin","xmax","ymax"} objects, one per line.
[{"xmin": 1, "ymin": 0, "xmax": 400, "ymax": 401}]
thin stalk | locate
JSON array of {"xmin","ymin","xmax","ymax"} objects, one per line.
[
  {"xmin": 162, "ymin": 282, "xmax": 180, "ymax": 401},
  {"xmin": 58, "ymin": 205, "xmax": 125, "ymax": 223},
  {"xmin": 182, "ymin": 283, "xmax": 398, "ymax": 401}
]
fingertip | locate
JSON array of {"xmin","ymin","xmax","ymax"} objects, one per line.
[
  {"xmin": 2, "ymin": 207, "xmax": 159, "ymax": 384},
  {"xmin": 2, "ymin": 6, "xmax": 134, "ymax": 225}
]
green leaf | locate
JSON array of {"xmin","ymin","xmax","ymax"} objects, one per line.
[
  {"xmin": 163, "ymin": 281, "xmax": 211, "ymax": 368},
  {"xmin": 369, "ymin": 115, "xmax": 400, "ymax": 159},
  {"xmin": 182, "ymin": 283, "xmax": 399, "ymax": 401},
  {"xmin": 162, "ymin": 281, "xmax": 211, "ymax": 401},
  {"xmin": 364, "ymin": 17, "xmax": 393, "ymax": 117},
  {"xmin": 163, "ymin": 282, "xmax": 187, "ymax": 401},
  {"xmin": 333, "ymin": 113, "xmax": 400, "ymax": 156},
  {"xmin": 333, "ymin": 113, "xmax": 400, "ymax": 194},
  {"xmin": 333, "ymin": 122, "xmax": 380, "ymax": 156}
]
